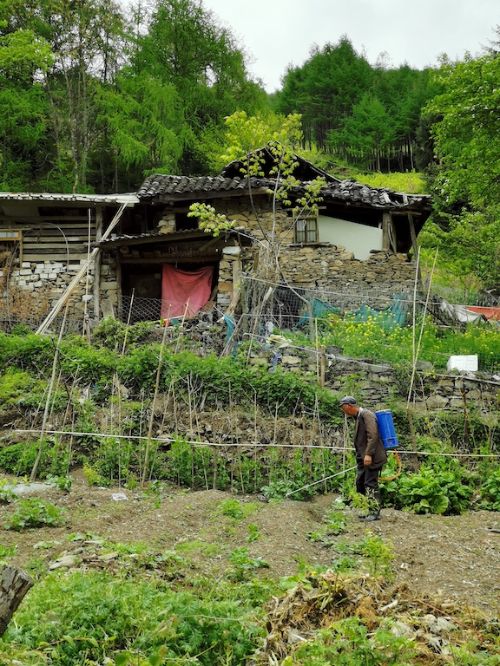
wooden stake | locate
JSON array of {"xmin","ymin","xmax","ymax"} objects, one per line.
[{"xmin": 407, "ymin": 249, "xmax": 438, "ymax": 407}]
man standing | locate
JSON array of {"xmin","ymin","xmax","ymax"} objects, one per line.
[{"xmin": 339, "ymin": 396, "xmax": 387, "ymax": 521}]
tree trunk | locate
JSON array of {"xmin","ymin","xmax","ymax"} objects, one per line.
[{"xmin": 0, "ymin": 566, "xmax": 33, "ymax": 637}]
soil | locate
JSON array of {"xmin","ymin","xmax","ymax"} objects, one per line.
[{"xmin": 1, "ymin": 471, "xmax": 498, "ymax": 617}]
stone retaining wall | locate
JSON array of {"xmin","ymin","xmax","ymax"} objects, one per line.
[{"xmin": 248, "ymin": 344, "xmax": 499, "ymax": 414}]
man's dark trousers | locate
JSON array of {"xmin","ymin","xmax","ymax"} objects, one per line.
[{"xmin": 356, "ymin": 460, "xmax": 382, "ymax": 517}]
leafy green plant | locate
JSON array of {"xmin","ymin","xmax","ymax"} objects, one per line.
[
  {"xmin": 384, "ymin": 462, "xmax": 475, "ymax": 515},
  {"xmin": 308, "ymin": 509, "xmax": 348, "ymax": 546},
  {"xmin": 229, "ymin": 547, "xmax": 269, "ymax": 581},
  {"xmin": 82, "ymin": 463, "xmax": 108, "ymax": 487},
  {"xmin": 479, "ymin": 467, "xmax": 500, "ymax": 511},
  {"xmin": 218, "ymin": 498, "xmax": 259, "ymax": 520},
  {"xmin": 5, "ymin": 498, "xmax": 65, "ymax": 530},
  {"xmin": 247, "ymin": 523, "xmax": 261, "ymax": 543},
  {"xmin": 0, "ymin": 544, "xmax": 17, "ymax": 563},
  {"xmin": 0, "ymin": 439, "xmax": 69, "ymax": 478},
  {"xmin": 0, "ymin": 480, "xmax": 15, "ymax": 503},
  {"xmin": 359, "ymin": 533, "xmax": 394, "ymax": 578},
  {"xmin": 283, "ymin": 616, "xmax": 415, "ymax": 665},
  {"xmin": 46, "ymin": 474, "xmax": 72, "ymax": 492},
  {"xmin": 5, "ymin": 571, "xmax": 263, "ymax": 665},
  {"xmin": 262, "ymin": 479, "xmax": 309, "ymax": 501}
]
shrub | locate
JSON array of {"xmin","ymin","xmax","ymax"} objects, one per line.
[
  {"xmin": 0, "ymin": 440, "xmax": 70, "ymax": 478},
  {"xmin": 479, "ymin": 467, "xmax": 500, "ymax": 511},
  {"xmin": 0, "ymin": 369, "xmax": 48, "ymax": 411},
  {"xmin": 59, "ymin": 337, "xmax": 117, "ymax": 384},
  {"xmin": 93, "ymin": 317, "xmax": 157, "ymax": 349},
  {"xmin": 0, "ymin": 332, "xmax": 54, "ymax": 372}
]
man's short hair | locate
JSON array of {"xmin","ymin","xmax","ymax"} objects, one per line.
[{"xmin": 339, "ymin": 395, "xmax": 357, "ymax": 406}]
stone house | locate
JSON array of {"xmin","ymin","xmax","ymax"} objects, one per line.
[{"xmin": 0, "ymin": 153, "xmax": 431, "ymax": 328}]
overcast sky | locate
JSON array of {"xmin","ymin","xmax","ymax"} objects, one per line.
[{"xmin": 201, "ymin": 0, "xmax": 499, "ymax": 91}]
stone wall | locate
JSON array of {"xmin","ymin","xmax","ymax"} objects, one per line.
[
  {"xmin": 280, "ymin": 247, "xmax": 415, "ymax": 302},
  {"xmin": 1, "ymin": 255, "xmax": 119, "ymax": 327},
  {"xmin": 210, "ymin": 196, "xmax": 416, "ymax": 308},
  {"xmin": 248, "ymin": 343, "xmax": 499, "ymax": 414}
]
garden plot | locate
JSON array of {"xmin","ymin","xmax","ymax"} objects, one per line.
[{"xmin": 0, "ymin": 472, "xmax": 498, "ymax": 615}]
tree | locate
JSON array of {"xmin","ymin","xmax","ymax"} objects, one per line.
[
  {"xmin": 328, "ymin": 94, "xmax": 394, "ymax": 171},
  {"xmin": 133, "ymin": 0, "xmax": 267, "ymax": 173},
  {"xmin": 0, "ymin": 0, "xmax": 128, "ymax": 191},
  {"xmin": 278, "ymin": 37, "xmax": 373, "ymax": 149},
  {"xmin": 0, "ymin": 6, "xmax": 54, "ymax": 189},
  {"xmin": 421, "ymin": 51, "xmax": 500, "ymax": 288}
]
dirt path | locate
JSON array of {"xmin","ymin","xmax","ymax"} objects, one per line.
[{"xmin": 1, "ymin": 474, "xmax": 498, "ymax": 615}]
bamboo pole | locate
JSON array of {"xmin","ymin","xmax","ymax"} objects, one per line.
[
  {"xmin": 407, "ymin": 249, "xmax": 438, "ymax": 407},
  {"xmin": 141, "ymin": 321, "xmax": 169, "ymax": 486},
  {"xmin": 30, "ymin": 306, "xmax": 68, "ymax": 481}
]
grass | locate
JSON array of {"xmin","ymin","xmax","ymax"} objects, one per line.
[{"xmin": 353, "ymin": 171, "xmax": 427, "ymax": 194}]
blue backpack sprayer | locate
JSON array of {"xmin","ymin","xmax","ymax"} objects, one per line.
[{"xmin": 375, "ymin": 410, "xmax": 402, "ymax": 481}]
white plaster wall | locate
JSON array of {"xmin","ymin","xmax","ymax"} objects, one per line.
[{"xmin": 318, "ymin": 215, "xmax": 383, "ymax": 260}]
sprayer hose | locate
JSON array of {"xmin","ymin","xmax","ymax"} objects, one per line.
[{"xmin": 380, "ymin": 450, "xmax": 402, "ymax": 483}]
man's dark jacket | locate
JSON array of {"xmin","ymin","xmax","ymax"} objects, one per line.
[{"xmin": 354, "ymin": 408, "xmax": 387, "ymax": 467}]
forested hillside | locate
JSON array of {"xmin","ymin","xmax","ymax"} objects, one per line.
[
  {"xmin": 0, "ymin": 0, "xmax": 267, "ymax": 192},
  {"xmin": 276, "ymin": 37, "xmax": 438, "ymax": 172}
]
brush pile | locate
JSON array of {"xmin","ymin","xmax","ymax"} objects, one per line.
[{"xmin": 252, "ymin": 571, "xmax": 499, "ymax": 665}]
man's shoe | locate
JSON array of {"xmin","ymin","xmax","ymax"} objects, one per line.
[{"xmin": 360, "ymin": 514, "xmax": 380, "ymax": 522}]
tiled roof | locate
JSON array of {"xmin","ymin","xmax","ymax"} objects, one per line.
[
  {"xmin": 220, "ymin": 147, "xmax": 341, "ymax": 183},
  {"xmin": 137, "ymin": 173, "xmax": 430, "ymax": 211},
  {"xmin": 320, "ymin": 180, "xmax": 431, "ymax": 210},
  {"xmin": 98, "ymin": 229, "xmax": 203, "ymax": 247},
  {"xmin": 0, "ymin": 192, "xmax": 138, "ymax": 204},
  {"xmin": 137, "ymin": 175, "xmax": 273, "ymax": 201}
]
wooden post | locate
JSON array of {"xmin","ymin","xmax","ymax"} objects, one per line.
[
  {"xmin": 93, "ymin": 206, "xmax": 103, "ymax": 320},
  {"xmin": 408, "ymin": 213, "xmax": 423, "ymax": 287},
  {"xmin": 390, "ymin": 217, "xmax": 397, "ymax": 253},
  {"xmin": 319, "ymin": 345, "xmax": 326, "ymax": 387},
  {"xmin": 0, "ymin": 566, "xmax": 33, "ymax": 637},
  {"xmin": 382, "ymin": 212, "xmax": 391, "ymax": 251}
]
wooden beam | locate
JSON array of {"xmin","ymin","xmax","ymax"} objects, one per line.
[
  {"xmin": 119, "ymin": 254, "xmax": 220, "ymax": 264},
  {"xmin": 0, "ymin": 566, "xmax": 33, "ymax": 637},
  {"xmin": 408, "ymin": 213, "xmax": 418, "ymax": 253},
  {"xmin": 23, "ymin": 253, "xmax": 90, "ymax": 262},
  {"xmin": 0, "ymin": 215, "xmax": 95, "ymax": 222},
  {"xmin": 36, "ymin": 202, "xmax": 130, "ymax": 334}
]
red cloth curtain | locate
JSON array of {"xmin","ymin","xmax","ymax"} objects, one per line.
[{"xmin": 161, "ymin": 264, "xmax": 214, "ymax": 319}]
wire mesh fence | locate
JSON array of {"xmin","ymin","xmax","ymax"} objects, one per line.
[
  {"xmin": 240, "ymin": 274, "xmax": 416, "ymax": 332},
  {"xmin": 118, "ymin": 295, "xmax": 224, "ymax": 325}
]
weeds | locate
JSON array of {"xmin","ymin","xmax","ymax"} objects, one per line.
[
  {"xmin": 308, "ymin": 509, "xmax": 348, "ymax": 546},
  {"xmin": 218, "ymin": 498, "xmax": 259, "ymax": 520}
]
